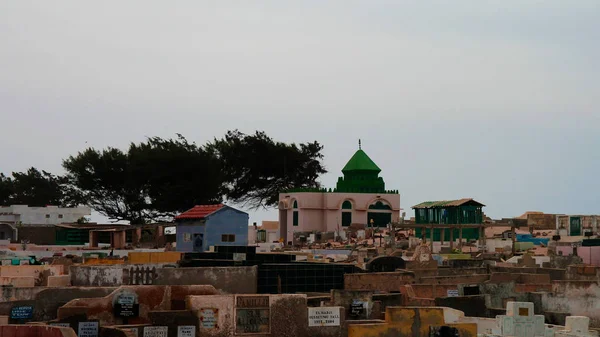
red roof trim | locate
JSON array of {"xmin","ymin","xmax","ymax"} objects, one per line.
[{"xmin": 175, "ymin": 204, "xmax": 225, "ymax": 220}]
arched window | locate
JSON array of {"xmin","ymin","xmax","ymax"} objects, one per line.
[
  {"xmin": 367, "ymin": 200, "xmax": 392, "ymax": 227},
  {"xmin": 341, "ymin": 200, "xmax": 352, "ymax": 227},
  {"xmin": 368, "ymin": 201, "xmax": 392, "ymax": 210},
  {"xmin": 292, "ymin": 200, "xmax": 299, "ymax": 226}
]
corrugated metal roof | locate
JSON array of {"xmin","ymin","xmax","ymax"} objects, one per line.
[
  {"xmin": 412, "ymin": 198, "xmax": 485, "ymax": 209},
  {"xmin": 175, "ymin": 204, "xmax": 224, "ymax": 220}
]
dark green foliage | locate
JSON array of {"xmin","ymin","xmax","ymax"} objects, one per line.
[
  {"xmin": 208, "ymin": 130, "xmax": 327, "ymax": 209},
  {"xmin": 0, "ymin": 173, "xmax": 12, "ymax": 205},
  {"xmin": 63, "ymin": 135, "xmax": 223, "ymax": 224},
  {"xmin": 0, "ymin": 168, "xmax": 66, "ymax": 206},
  {"xmin": 62, "ymin": 131, "xmax": 326, "ymax": 222}
]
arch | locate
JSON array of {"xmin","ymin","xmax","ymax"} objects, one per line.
[
  {"xmin": 366, "ymin": 198, "xmax": 393, "ymax": 228},
  {"xmin": 292, "ymin": 200, "xmax": 298, "ymax": 209},
  {"xmin": 368, "ymin": 200, "xmax": 392, "ymax": 210},
  {"xmin": 342, "ymin": 200, "xmax": 353, "ymax": 210}
]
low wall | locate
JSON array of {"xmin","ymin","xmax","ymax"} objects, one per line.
[
  {"xmin": 418, "ymin": 274, "xmax": 490, "ymax": 285},
  {"xmin": 344, "ymin": 272, "xmax": 414, "ymax": 291},
  {"xmin": 153, "ymin": 266, "xmax": 257, "ymax": 294},
  {"xmin": 0, "ymin": 287, "xmax": 116, "ymax": 321},
  {"xmin": 0, "ymin": 325, "xmax": 76, "ymax": 337},
  {"xmin": 70, "ymin": 264, "xmax": 165, "ymax": 286},
  {"xmin": 0, "ymin": 276, "xmax": 35, "ymax": 287},
  {"xmin": 0, "ymin": 265, "xmax": 64, "ymax": 286},
  {"xmin": 490, "ymin": 266, "xmax": 566, "ymax": 280},
  {"xmin": 128, "ymin": 251, "xmax": 182, "ymax": 264}
]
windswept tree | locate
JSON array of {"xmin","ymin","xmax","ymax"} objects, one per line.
[
  {"xmin": 63, "ymin": 131, "xmax": 327, "ymax": 223},
  {"xmin": 208, "ymin": 130, "xmax": 327, "ymax": 209},
  {"xmin": 7, "ymin": 168, "xmax": 66, "ymax": 206},
  {"xmin": 0, "ymin": 173, "xmax": 13, "ymax": 205},
  {"xmin": 63, "ymin": 135, "xmax": 223, "ymax": 224}
]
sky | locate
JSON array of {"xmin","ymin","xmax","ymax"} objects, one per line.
[{"xmin": 1, "ymin": 1, "xmax": 599, "ymax": 224}]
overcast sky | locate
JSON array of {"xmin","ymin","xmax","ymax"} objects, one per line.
[{"xmin": 1, "ymin": 1, "xmax": 598, "ymax": 224}]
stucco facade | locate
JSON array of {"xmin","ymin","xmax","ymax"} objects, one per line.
[
  {"xmin": 175, "ymin": 205, "xmax": 249, "ymax": 252},
  {"xmin": 0, "ymin": 205, "xmax": 91, "ymax": 225},
  {"xmin": 278, "ymin": 146, "xmax": 400, "ymax": 242}
]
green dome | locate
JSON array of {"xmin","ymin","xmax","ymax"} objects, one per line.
[{"xmin": 341, "ymin": 149, "xmax": 381, "ymax": 173}]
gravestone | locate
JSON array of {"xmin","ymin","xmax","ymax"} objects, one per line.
[
  {"xmin": 235, "ymin": 296, "xmax": 270, "ymax": 334},
  {"xmin": 177, "ymin": 325, "xmax": 195, "ymax": 337},
  {"xmin": 10, "ymin": 305, "xmax": 33, "ymax": 321},
  {"xmin": 78, "ymin": 321, "xmax": 99, "ymax": 337},
  {"xmin": 113, "ymin": 290, "xmax": 140, "ymax": 320},
  {"xmin": 199, "ymin": 308, "xmax": 218, "ymax": 330},
  {"xmin": 143, "ymin": 326, "xmax": 168, "ymax": 337},
  {"xmin": 308, "ymin": 307, "xmax": 341, "ymax": 327}
]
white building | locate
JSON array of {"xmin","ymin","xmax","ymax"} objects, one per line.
[{"xmin": 0, "ymin": 205, "xmax": 91, "ymax": 225}]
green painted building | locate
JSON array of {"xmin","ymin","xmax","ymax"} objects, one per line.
[{"xmin": 412, "ymin": 198, "xmax": 485, "ymax": 241}]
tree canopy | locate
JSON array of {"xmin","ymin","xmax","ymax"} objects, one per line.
[
  {"xmin": 0, "ymin": 168, "xmax": 66, "ymax": 207},
  {"xmin": 208, "ymin": 130, "xmax": 327, "ymax": 209},
  {"xmin": 61, "ymin": 131, "xmax": 326, "ymax": 223}
]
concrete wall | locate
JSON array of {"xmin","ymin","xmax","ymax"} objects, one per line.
[
  {"xmin": 0, "ymin": 276, "xmax": 35, "ymax": 287},
  {"xmin": 344, "ymin": 272, "xmax": 414, "ymax": 291},
  {"xmin": 0, "ymin": 265, "xmax": 64, "ymax": 286},
  {"xmin": 70, "ymin": 264, "xmax": 165, "ymax": 286},
  {"xmin": 0, "ymin": 287, "xmax": 116, "ymax": 321},
  {"xmin": 186, "ymin": 294, "xmax": 308, "ymax": 337},
  {"xmin": 347, "ymin": 306, "xmax": 477, "ymax": 337},
  {"xmin": 17, "ymin": 226, "xmax": 57, "ymax": 245},
  {"xmin": 154, "ymin": 266, "xmax": 258, "ymax": 294},
  {"xmin": 0, "ymin": 325, "xmax": 77, "ymax": 337},
  {"xmin": 542, "ymin": 283, "xmax": 600, "ymax": 328},
  {"xmin": 128, "ymin": 252, "xmax": 182, "ymax": 264},
  {"xmin": 58, "ymin": 285, "xmax": 219, "ymax": 326}
]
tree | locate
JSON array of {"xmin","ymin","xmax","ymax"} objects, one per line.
[
  {"xmin": 0, "ymin": 173, "xmax": 13, "ymax": 205},
  {"xmin": 8, "ymin": 168, "xmax": 66, "ymax": 206},
  {"xmin": 63, "ymin": 135, "xmax": 223, "ymax": 224},
  {"xmin": 63, "ymin": 131, "xmax": 327, "ymax": 223},
  {"xmin": 208, "ymin": 130, "xmax": 327, "ymax": 209}
]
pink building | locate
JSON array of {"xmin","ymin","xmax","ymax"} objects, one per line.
[{"xmin": 278, "ymin": 145, "xmax": 400, "ymax": 242}]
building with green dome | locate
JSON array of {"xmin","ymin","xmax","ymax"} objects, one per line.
[{"xmin": 278, "ymin": 143, "xmax": 400, "ymax": 243}]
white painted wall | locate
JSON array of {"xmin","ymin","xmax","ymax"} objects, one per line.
[{"xmin": 0, "ymin": 205, "xmax": 91, "ymax": 225}]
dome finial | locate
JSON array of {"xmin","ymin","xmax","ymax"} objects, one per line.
[{"xmin": 359, "ymin": 139, "xmax": 362, "ymax": 150}]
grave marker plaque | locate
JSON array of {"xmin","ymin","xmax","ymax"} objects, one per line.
[
  {"xmin": 199, "ymin": 308, "xmax": 218, "ymax": 329},
  {"xmin": 446, "ymin": 289, "xmax": 459, "ymax": 297},
  {"xmin": 308, "ymin": 307, "xmax": 341, "ymax": 327},
  {"xmin": 78, "ymin": 321, "xmax": 99, "ymax": 337},
  {"xmin": 143, "ymin": 326, "xmax": 168, "ymax": 337},
  {"xmin": 236, "ymin": 296, "xmax": 270, "ymax": 334},
  {"xmin": 177, "ymin": 325, "xmax": 196, "ymax": 337},
  {"xmin": 114, "ymin": 290, "xmax": 140, "ymax": 318},
  {"xmin": 10, "ymin": 306, "xmax": 33, "ymax": 320}
]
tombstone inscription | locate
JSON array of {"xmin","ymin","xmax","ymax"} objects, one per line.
[
  {"xmin": 177, "ymin": 325, "xmax": 196, "ymax": 337},
  {"xmin": 235, "ymin": 296, "xmax": 270, "ymax": 334},
  {"xmin": 308, "ymin": 307, "xmax": 341, "ymax": 327},
  {"xmin": 199, "ymin": 308, "xmax": 218, "ymax": 329},
  {"xmin": 78, "ymin": 321, "xmax": 99, "ymax": 337},
  {"xmin": 10, "ymin": 305, "xmax": 33, "ymax": 320},
  {"xmin": 113, "ymin": 290, "xmax": 140, "ymax": 318},
  {"xmin": 143, "ymin": 326, "xmax": 168, "ymax": 337}
]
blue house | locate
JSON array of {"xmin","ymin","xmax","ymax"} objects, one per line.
[{"xmin": 175, "ymin": 204, "xmax": 249, "ymax": 252}]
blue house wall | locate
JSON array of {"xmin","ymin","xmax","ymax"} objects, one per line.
[{"xmin": 176, "ymin": 206, "xmax": 248, "ymax": 252}]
